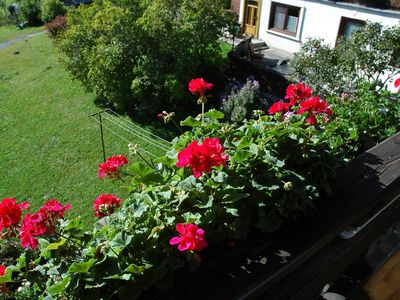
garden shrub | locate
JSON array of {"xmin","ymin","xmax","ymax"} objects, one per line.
[
  {"xmin": 322, "ymin": 83, "xmax": 400, "ymax": 157},
  {"xmin": 290, "ymin": 22, "xmax": 400, "ymax": 98},
  {"xmin": 40, "ymin": 0, "xmax": 66, "ymax": 23},
  {"xmin": 19, "ymin": 0, "xmax": 41, "ymax": 24},
  {"xmin": 45, "ymin": 15, "xmax": 67, "ymax": 39},
  {"xmin": 56, "ymin": 0, "xmax": 235, "ymax": 114}
]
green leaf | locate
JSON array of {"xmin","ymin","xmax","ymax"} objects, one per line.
[
  {"xmin": 226, "ymin": 208, "xmax": 239, "ymax": 216},
  {"xmin": 63, "ymin": 217, "xmax": 83, "ymax": 231},
  {"xmin": 17, "ymin": 254, "xmax": 26, "ymax": 271},
  {"xmin": 237, "ymin": 136, "xmax": 253, "ymax": 149},
  {"xmin": 110, "ymin": 232, "xmax": 133, "ymax": 255},
  {"xmin": 195, "ymin": 195, "xmax": 214, "ymax": 209},
  {"xmin": 48, "ymin": 276, "xmax": 71, "ymax": 295},
  {"xmin": 0, "ymin": 272, "xmax": 12, "ymax": 284},
  {"xmin": 124, "ymin": 263, "xmax": 153, "ymax": 274},
  {"xmin": 249, "ymin": 143, "xmax": 259, "ymax": 155},
  {"xmin": 180, "ymin": 116, "xmax": 201, "ymax": 128},
  {"xmin": 128, "ymin": 201, "xmax": 149, "ymax": 219},
  {"xmin": 68, "ymin": 259, "xmax": 96, "ymax": 274},
  {"xmin": 147, "ymin": 226, "xmax": 164, "ymax": 239},
  {"xmin": 230, "ymin": 150, "xmax": 252, "ymax": 164},
  {"xmin": 46, "ymin": 238, "xmax": 67, "ymax": 250},
  {"xmin": 203, "ymin": 109, "xmax": 224, "ymax": 121},
  {"xmin": 128, "ymin": 162, "xmax": 156, "ymax": 178},
  {"xmin": 212, "ymin": 171, "xmax": 228, "ymax": 183},
  {"xmin": 263, "ymin": 152, "xmax": 285, "ymax": 168},
  {"xmin": 182, "ymin": 212, "xmax": 202, "ymax": 224},
  {"xmin": 178, "ymin": 176, "xmax": 202, "ymax": 191}
]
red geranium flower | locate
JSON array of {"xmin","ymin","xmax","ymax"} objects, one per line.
[
  {"xmin": 93, "ymin": 194, "xmax": 121, "ymax": 218},
  {"xmin": 0, "ymin": 265, "xmax": 6, "ymax": 276},
  {"xmin": 19, "ymin": 212, "xmax": 48, "ymax": 249},
  {"xmin": 0, "ymin": 265, "xmax": 7, "ymax": 294},
  {"xmin": 0, "ymin": 198, "xmax": 29, "ymax": 232},
  {"xmin": 98, "ymin": 155, "xmax": 128, "ymax": 179},
  {"xmin": 169, "ymin": 223, "xmax": 208, "ymax": 252},
  {"xmin": 298, "ymin": 96, "xmax": 332, "ymax": 125},
  {"xmin": 188, "ymin": 78, "xmax": 213, "ymax": 97},
  {"xmin": 268, "ymin": 101, "xmax": 291, "ymax": 115},
  {"xmin": 285, "ymin": 83, "xmax": 312, "ymax": 105},
  {"xmin": 39, "ymin": 199, "xmax": 71, "ymax": 220},
  {"xmin": 176, "ymin": 138, "xmax": 229, "ymax": 178},
  {"xmin": 298, "ymin": 96, "xmax": 332, "ymax": 114}
]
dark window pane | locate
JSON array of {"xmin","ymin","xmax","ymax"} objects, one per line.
[{"xmin": 274, "ymin": 6, "xmax": 286, "ymax": 30}]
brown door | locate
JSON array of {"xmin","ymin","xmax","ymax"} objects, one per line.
[{"xmin": 243, "ymin": 0, "xmax": 260, "ymax": 37}]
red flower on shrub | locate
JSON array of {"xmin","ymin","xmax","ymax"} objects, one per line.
[
  {"xmin": 98, "ymin": 155, "xmax": 128, "ymax": 179},
  {"xmin": 0, "ymin": 198, "xmax": 29, "ymax": 232},
  {"xmin": 170, "ymin": 223, "xmax": 208, "ymax": 252},
  {"xmin": 176, "ymin": 138, "xmax": 229, "ymax": 178},
  {"xmin": 19, "ymin": 213, "xmax": 48, "ymax": 250},
  {"xmin": 93, "ymin": 194, "xmax": 121, "ymax": 218},
  {"xmin": 285, "ymin": 83, "xmax": 312, "ymax": 105},
  {"xmin": 268, "ymin": 101, "xmax": 291, "ymax": 115},
  {"xmin": 188, "ymin": 78, "xmax": 213, "ymax": 97}
]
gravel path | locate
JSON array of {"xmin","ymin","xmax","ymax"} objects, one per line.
[{"xmin": 0, "ymin": 30, "xmax": 46, "ymax": 50}]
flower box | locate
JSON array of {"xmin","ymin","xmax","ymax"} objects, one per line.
[{"xmin": 140, "ymin": 132, "xmax": 400, "ymax": 300}]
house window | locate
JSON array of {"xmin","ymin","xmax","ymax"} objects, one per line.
[
  {"xmin": 338, "ymin": 17, "xmax": 365, "ymax": 39},
  {"xmin": 269, "ymin": 2, "xmax": 301, "ymax": 36}
]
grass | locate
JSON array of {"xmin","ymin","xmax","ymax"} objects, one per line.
[{"xmin": 0, "ymin": 33, "xmax": 170, "ymax": 227}]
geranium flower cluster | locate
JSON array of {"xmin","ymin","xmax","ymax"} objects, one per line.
[
  {"xmin": 0, "ymin": 197, "xmax": 70, "ymax": 250},
  {"xmin": 176, "ymin": 137, "xmax": 229, "ymax": 178},
  {"xmin": 268, "ymin": 83, "xmax": 332, "ymax": 125},
  {"xmin": 98, "ymin": 155, "xmax": 128, "ymax": 179},
  {"xmin": 170, "ymin": 223, "xmax": 208, "ymax": 252},
  {"xmin": 93, "ymin": 194, "xmax": 121, "ymax": 218},
  {"xmin": 0, "ymin": 198, "xmax": 29, "ymax": 234},
  {"xmin": 188, "ymin": 78, "xmax": 213, "ymax": 104},
  {"xmin": 189, "ymin": 78, "xmax": 213, "ymax": 97}
]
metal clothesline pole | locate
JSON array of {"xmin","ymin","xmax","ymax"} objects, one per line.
[{"xmin": 99, "ymin": 113, "xmax": 106, "ymax": 163}]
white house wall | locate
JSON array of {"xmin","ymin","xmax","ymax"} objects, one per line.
[{"xmin": 240, "ymin": 0, "xmax": 400, "ymax": 53}]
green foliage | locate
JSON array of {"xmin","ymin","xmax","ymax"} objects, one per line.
[
  {"xmin": 0, "ymin": 0, "xmax": 7, "ymax": 16},
  {"xmin": 56, "ymin": 0, "xmax": 235, "ymax": 113},
  {"xmin": 40, "ymin": 0, "xmax": 66, "ymax": 23},
  {"xmin": 323, "ymin": 83, "xmax": 400, "ymax": 157},
  {"xmin": 19, "ymin": 0, "xmax": 41, "ymax": 24},
  {"xmin": 291, "ymin": 22, "xmax": 400, "ymax": 97},
  {"xmin": 1, "ymin": 107, "xmax": 339, "ymax": 299},
  {"xmin": 221, "ymin": 77, "xmax": 262, "ymax": 122}
]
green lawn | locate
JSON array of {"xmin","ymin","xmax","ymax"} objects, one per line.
[
  {"xmin": 0, "ymin": 25, "xmax": 45, "ymax": 44},
  {"xmin": 0, "ymin": 33, "xmax": 170, "ymax": 227}
]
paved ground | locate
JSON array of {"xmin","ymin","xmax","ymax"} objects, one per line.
[
  {"xmin": 0, "ymin": 30, "xmax": 46, "ymax": 50},
  {"xmin": 222, "ymin": 35, "xmax": 294, "ymax": 77}
]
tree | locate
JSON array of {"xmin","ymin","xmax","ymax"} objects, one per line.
[
  {"xmin": 290, "ymin": 22, "xmax": 400, "ymax": 97},
  {"xmin": 56, "ymin": 0, "xmax": 235, "ymax": 114}
]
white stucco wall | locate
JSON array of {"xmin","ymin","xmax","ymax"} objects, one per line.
[{"xmin": 240, "ymin": 0, "xmax": 400, "ymax": 53}]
